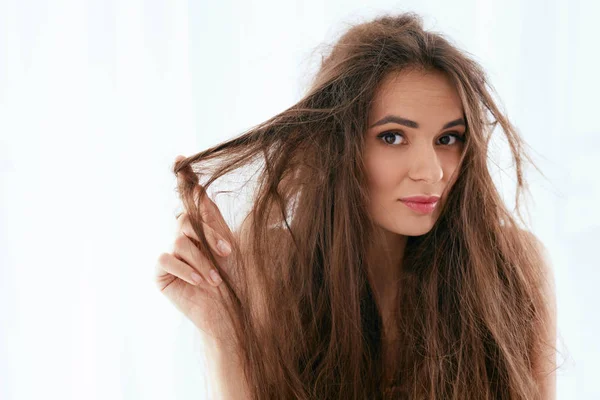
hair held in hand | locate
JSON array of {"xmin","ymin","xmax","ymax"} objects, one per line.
[{"xmin": 173, "ymin": 12, "xmax": 556, "ymax": 400}]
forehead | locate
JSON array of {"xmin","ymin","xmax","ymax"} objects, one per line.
[{"xmin": 369, "ymin": 69, "xmax": 464, "ymax": 124}]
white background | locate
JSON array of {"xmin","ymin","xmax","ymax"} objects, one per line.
[{"xmin": 1, "ymin": 0, "xmax": 597, "ymax": 399}]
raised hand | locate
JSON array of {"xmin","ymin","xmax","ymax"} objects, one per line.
[{"xmin": 155, "ymin": 155, "xmax": 238, "ymax": 350}]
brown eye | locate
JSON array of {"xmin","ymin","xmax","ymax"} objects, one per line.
[
  {"xmin": 439, "ymin": 135, "xmax": 455, "ymax": 145},
  {"xmin": 438, "ymin": 133, "xmax": 465, "ymax": 146},
  {"xmin": 378, "ymin": 132, "xmax": 404, "ymax": 145}
]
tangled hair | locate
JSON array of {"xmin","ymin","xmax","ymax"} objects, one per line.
[{"xmin": 173, "ymin": 12, "xmax": 556, "ymax": 400}]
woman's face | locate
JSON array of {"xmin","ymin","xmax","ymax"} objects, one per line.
[{"xmin": 364, "ymin": 69, "xmax": 466, "ymax": 237}]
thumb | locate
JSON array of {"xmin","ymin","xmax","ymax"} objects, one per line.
[{"xmin": 174, "ymin": 155, "xmax": 202, "ymax": 210}]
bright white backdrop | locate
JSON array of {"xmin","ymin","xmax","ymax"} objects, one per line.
[{"xmin": 0, "ymin": 0, "xmax": 597, "ymax": 399}]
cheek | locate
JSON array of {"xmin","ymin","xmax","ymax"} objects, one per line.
[
  {"xmin": 442, "ymin": 155, "xmax": 462, "ymax": 190},
  {"xmin": 366, "ymin": 156, "xmax": 403, "ymax": 194},
  {"xmin": 441, "ymin": 150, "xmax": 461, "ymax": 174}
]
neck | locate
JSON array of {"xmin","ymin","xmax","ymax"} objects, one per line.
[{"xmin": 367, "ymin": 227, "xmax": 407, "ymax": 311}]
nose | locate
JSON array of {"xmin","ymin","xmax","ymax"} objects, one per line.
[{"xmin": 407, "ymin": 144, "xmax": 443, "ymax": 184}]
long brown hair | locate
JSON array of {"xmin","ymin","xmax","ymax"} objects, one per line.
[{"xmin": 174, "ymin": 12, "xmax": 555, "ymax": 399}]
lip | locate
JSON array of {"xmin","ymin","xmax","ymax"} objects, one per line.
[
  {"xmin": 399, "ymin": 195, "xmax": 440, "ymax": 203},
  {"xmin": 398, "ymin": 195, "xmax": 440, "ymax": 215}
]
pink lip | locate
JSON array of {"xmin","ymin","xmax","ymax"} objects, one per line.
[
  {"xmin": 399, "ymin": 195, "xmax": 440, "ymax": 214},
  {"xmin": 399, "ymin": 195, "xmax": 440, "ymax": 203}
]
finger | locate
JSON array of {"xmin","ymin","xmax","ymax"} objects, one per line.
[
  {"xmin": 174, "ymin": 157, "xmax": 203, "ymax": 214},
  {"xmin": 198, "ymin": 191, "xmax": 234, "ymax": 241},
  {"xmin": 174, "ymin": 155, "xmax": 189, "ymax": 176},
  {"xmin": 177, "ymin": 212, "xmax": 232, "ymax": 257},
  {"xmin": 172, "ymin": 234, "xmax": 223, "ymax": 286},
  {"xmin": 174, "ymin": 154, "xmax": 198, "ymax": 193},
  {"xmin": 156, "ymin": 252, "xmax": 204, "ymax": 287},
  {"xmin": 173, "ymin": 155, "xmax": 233, "ymax": 244},
  {"xmin": 174, "ymin": 156, "xmax": 188, "ymax": 187}
]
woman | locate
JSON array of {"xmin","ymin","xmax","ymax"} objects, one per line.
[{"xmin": 155, "ymin": 12, "xmax": 557, "ymax": 399}]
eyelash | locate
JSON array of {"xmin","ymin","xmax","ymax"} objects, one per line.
[{"xmin": 376, "ymin": 131, "xmax": 466, "ymax": 146}]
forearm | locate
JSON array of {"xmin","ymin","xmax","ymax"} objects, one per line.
[{"xmin": 203, "ymin": 341, "xmax": 253, "ymax": 400}]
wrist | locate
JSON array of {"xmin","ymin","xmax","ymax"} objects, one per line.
[
  {"xmin": 201, "ymin": 334, "xmax": 241, "ymax": 362},
  {"xmin": 200, "ymin": 334, "xmax": 252, "ymax": 400}
]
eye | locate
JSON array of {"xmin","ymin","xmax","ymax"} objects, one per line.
[
  {"xmin": 438, "ymin": 132, "xmax": 466, "ymax": 146},
  {"xmin": 377, "ymin": 131, "xmax": 405, "ymax": 145},
  {"xmin": 377, "ymin": 131, "xmax": 466, "ymax": 147}
]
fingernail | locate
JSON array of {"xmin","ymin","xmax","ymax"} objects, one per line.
[
  {"xmin": 216, "ymin": 240, "xmax": 232, "ymax": 256},
  {"xmin": 209, "ymin": 269, "xmax": 222, "ymax": 285},
  {"xmin": 191, "ymin": 272, "xmax": 203, "ymax": 285}
]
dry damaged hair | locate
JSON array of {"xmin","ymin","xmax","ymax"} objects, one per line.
[{"xmin": 173, "ymin": 12, "xmax": 557, "ymax": 400}]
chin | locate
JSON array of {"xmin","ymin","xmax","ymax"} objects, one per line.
[
  {"xmin": 381, "ymin": 219, "xmax": 436, "ymax": 237},
  {"xmin": 397, "ymin": 226, "xmax": 433, "ymax": 237}
]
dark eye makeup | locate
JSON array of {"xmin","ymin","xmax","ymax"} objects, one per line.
[{"xmin": 376, "ymin": 131, "xmax": 466, "ymax": 146}]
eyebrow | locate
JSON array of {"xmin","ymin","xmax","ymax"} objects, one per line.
[{"xmin": 369, "ymin": 115, "xmax": 466, "ymax": 130}]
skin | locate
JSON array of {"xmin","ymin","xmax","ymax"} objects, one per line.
[
  {"xmin": 164, "ymin": 68, "xmax": 555, "ymax": 397},
  {"xmin": 362, "ymin": 69, "xmax": 556, "ymax": 396},
  {"xmin": 164, "ymin": 67, "xmax": 556, "ymax": 396},
  {"xmin": 363, "ymin": 68, "xmax": 467, "ymax": 314}
]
